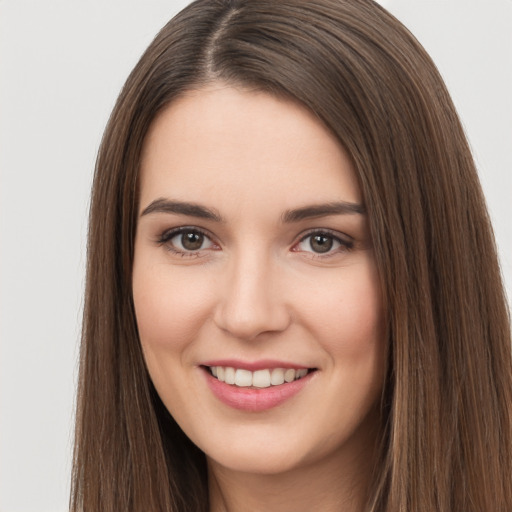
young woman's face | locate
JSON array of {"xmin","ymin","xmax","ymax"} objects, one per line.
[{"xmin": 133, "ymin": 85, "xmax": 385, "ymax": 476}]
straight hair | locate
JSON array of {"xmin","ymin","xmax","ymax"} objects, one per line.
[{"xmin": 71, "ymin": 1, "xmax": 512, "ymax": 510}]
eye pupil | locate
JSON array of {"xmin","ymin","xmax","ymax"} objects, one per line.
[
  {"xmin": 310, "ymin": 234, "xmax": 333, "ymax": 253},
  {"xmin": 181, "ymin": 232, "xmax": 204, "ymax": 250}
]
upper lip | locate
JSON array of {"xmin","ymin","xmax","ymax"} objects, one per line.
[{"xmin": 200, "ymin": 359, "xmax": 313, "ymax": 372}]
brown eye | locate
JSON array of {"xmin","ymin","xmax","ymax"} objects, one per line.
[
  {"xmin": 160, "ymin": 227, "xmax": 216, "ymax": 254},
  {"xmin": 294, "ymin": 230, "xmax": 352, "ymax": 256},
  {"xmin": 309, "ymin": 234, "xmax": 333, "ymax": 253},
  {"xmin": 181, "ymin": 231, "xmax": 204, "ymax": 251}
]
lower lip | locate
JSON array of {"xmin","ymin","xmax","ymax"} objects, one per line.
[{"xmin": 204, "ymin": 369, "xmax": 314, "ymax": 412}]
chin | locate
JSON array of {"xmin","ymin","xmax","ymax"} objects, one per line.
[
  {"xmin": 196, "ymin": 409, "xmax": 379, "ymax": 478},
  {"xmin": 205, "ymin": 442, "xmax": 313, "ymax": 476}
]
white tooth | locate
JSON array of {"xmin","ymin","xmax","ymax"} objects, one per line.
[
  {"xmin": 217, "ymin": 366, "xmax": 225, "ymax": 382},
  {"xmin": 296, "ymin": 368, "xmax": 308, "ymax": 379},
  {"xmin": 225, "ymin": 367, "xmax": 236, "ymax": 385},
  {"xmin": 270, "ymin": 368, "xmax": 285, "ymax": 385},
  {"xmin": 252, "ymin": 369, "xmax": 271, "ymax": 388},
  {"xmin": 284, "ymin": 369, "xmax": 296, "ymax": 383},
  {"xmin": 211, "ymin": 366, "xmax": 218, "ymax": 377},
  {"xmin": 235, "ymin": 369, "xmax": 253, "ymax": 387}
]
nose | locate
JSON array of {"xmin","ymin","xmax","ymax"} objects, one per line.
[{"xmin": 213, "ymin": 250, "xmax": 291, "ymax": 341}]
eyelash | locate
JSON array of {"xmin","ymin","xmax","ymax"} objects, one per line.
[
  {"xmin": 157, "ymin": 226, "xmax": 217, "ymax": 258},
  {"xmin": 293, "ymin": 229, "xmax": 354, "ymax": 258},
  {"xmin": 157, "ymin": 227, "xmax": 353, "ymax": 258}
]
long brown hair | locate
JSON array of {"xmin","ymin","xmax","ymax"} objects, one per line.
[{"xmin": 71, "ymin": 1, "xmax": 512, "ymax": 510}]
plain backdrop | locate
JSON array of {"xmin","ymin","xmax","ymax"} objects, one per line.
[{"xmin": 1, "ymin": 1, "xmax": 511, "ymax": 510}]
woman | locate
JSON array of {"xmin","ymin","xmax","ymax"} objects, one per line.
[{"xmin": 71, "ymin": 1, "xmax": 512, "ymax": 511}]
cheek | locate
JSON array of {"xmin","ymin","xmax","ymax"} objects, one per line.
[
  {"xmin": 293, "ymin": 260, "xmax": 386, "ymax": 415},
  {"xmin": 296, "ymin": 262, "xmax": 384, "ymax": 352},
  {"xmin": 132, "ymin": 263, "xmax": 215, "ymax": 351},
  {"xmin": 132, "ymin": 262, "xmax": 216, "ymax": 415},
  {"xmin": 307, "ymin": 267, "xmax": 385, "ymax": 432}
]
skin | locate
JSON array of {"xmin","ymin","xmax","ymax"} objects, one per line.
[{"xmin": 132, "ymin": 84, "xmax": 386, "ymax": 512}]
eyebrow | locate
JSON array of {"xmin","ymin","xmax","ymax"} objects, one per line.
[
  {"xmin": 282, "ymin": 201, "xmax": 365, "ymax": 222},
  {"xmin": 140, "ymin": 198, "xmax": 365, "ymax": 223},
  {"xmin": 140, "ymin": 198, "xmax": 224, "ymax": 222}
]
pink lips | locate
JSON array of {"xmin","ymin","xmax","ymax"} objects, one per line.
[{"xmin": 201, "ymin": 360, "xmax": 315, "ymax": 412}]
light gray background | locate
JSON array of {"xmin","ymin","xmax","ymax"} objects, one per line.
[{"xmin": 1, "ymin": 1, "xmax": 511, "ymax": 510}]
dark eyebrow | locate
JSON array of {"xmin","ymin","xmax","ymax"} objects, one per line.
[
  {"xmin": 140, "ymin": 198, "xmax": 224, "ymax": 222},
  {"xmin": 282, "ymin": 201, "xmax": 365, "ymax": 223}
]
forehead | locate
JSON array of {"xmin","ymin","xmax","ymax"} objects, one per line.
[{"xmin": 139, "ymin": 85, "xmax": 361, "ymax": 213}]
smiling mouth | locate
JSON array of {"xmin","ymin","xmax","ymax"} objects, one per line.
[{"xmin": 204, "ymin": 366, "xmax": 316, "ymax": 389}]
